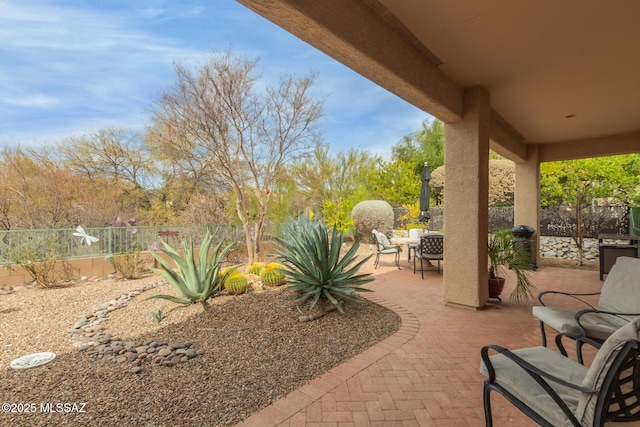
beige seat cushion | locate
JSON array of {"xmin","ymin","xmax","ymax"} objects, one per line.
[
  {"xmin": 532, "ymin": 306, "xmax": 619, "ymax": 341},
  {"xmin": 532, "ymin": 256, "xmax": 640, "ymax": 341},
  {"xmin": 597, "ymin": 257, "xmax": 640, "ymax": 328},
  {"xmin": 480, "ymin": 346, "xmax": 588, "ymax": 427},
  {"xmin": 576, "ymin": 316, "xmax": 640, "ymax": 426}
]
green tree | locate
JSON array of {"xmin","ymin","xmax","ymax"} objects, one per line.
[
  {"xmin": 293, "ymin": 147, "xmax": 377, "ymax": 208},
  {"xmin": 540, "ymin": 155, "xmax": 640, "ymax": 264},
  {"xmin": 392, "ymin": 118, "xmax": 444, "ymax": 174},
  {"xmin": 368, "ymin": 158, "xmax": 420, "ymax": 207},
  {"xmin": 292, "ymin": 147, "xmax": 377, "ymax": 231},
  {"xmin": 322, "ymin": 199, "xmax": 355, "ymax": 233},
  {"xmin": 541, "ymin": 155, "xmax": 640, "ymax": 207}
]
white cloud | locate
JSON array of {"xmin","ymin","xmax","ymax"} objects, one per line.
[
  {"xmin": 5, "ymin": 94, "xmax": 59, "ymax": 107},
  {"xmin": 0, "ymin": 0, "xmax": 428, "ymax": 154}
]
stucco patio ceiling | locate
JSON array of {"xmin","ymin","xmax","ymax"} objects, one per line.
[{"xmin": 236, "ymin": 0, "xmax": 640, "ymax": 161}]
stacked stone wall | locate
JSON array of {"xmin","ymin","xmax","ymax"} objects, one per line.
[{"xmin": 538, "ymin": 236, "xmax": 632, "ymax": 261}]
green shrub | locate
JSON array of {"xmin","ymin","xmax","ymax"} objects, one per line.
[
  {"xmin": 147, "ymin": 232, "xmax": 238, "ymax": 306},
  {"xmin": 5, "ymin": 236, "xmax": 66, "ymax": 288},
  {"xmin": 259, "ymin": 263, "xmax": 286, "ymax": 286},
  {"xmin": 275, "ymin": 215, "xmax": 373, "ymax": 313}
]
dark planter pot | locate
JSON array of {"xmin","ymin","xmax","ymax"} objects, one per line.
[{"xmin": 488, "ymin": 277, "xmax": 505, "ymax": 301}]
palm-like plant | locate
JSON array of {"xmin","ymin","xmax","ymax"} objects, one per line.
[
  {"xmin": 488, "ymin": 229, "xmax": 535, "ymax": 304},
  {"xmin": 147, "ymin": 232, "xmax": 238, "ymax": 306},
  {"xmin": 275, "ymin": 215, "xmax": 373, "ymax": 313}
]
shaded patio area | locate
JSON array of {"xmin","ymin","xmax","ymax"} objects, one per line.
[{"xmin": 237, "ymin": 259, "xmax": 603, "ymax": 426}]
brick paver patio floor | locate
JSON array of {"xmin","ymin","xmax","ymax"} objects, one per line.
[{"xmin": 236, "ymin": 256, "xmax": 603, "ymax": 427}]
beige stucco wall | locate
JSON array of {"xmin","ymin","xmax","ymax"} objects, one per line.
[
  {"xmin": 0, "ymin": 256, "xmax": 116, "ymax": 287},
  {"xmin": 443, "ymin": 87, "xmax": 490, "ymax": 309},
  {"xmin": 514, "ymin": 145, "xmax": 541, "ymax": 265}
]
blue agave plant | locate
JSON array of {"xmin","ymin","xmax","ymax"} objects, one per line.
[{"xmin": 275, "ymin": 215, "xmax": 373, "ymax": 313}]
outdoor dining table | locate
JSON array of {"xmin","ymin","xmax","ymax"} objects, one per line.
[
  {"xmin": 390, "ymin": 232, "xmax": 442, "ymax": 270},
  {"xmin": 390, "ymin": 237, "xmax": 420, "ymax": 261}
]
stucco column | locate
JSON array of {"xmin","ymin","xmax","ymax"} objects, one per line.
[
  {"xmin": 514, "ymin": 144, "xmax": 540, "ymax": 265},
  {"xmin": 443, "ymin": 87, "xmax": 490, "ymax": 309}
]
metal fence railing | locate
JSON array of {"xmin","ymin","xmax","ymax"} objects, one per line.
[
  {"xmin": 394, "ymin": 205, "xmax": 631, "ymax": 237},
  {"xmin": 0, "ymin": 224, "xmax": 241, "ymax": 265}
]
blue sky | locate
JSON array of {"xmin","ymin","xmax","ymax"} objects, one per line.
[{"xmin": 0, "ymin": 0, "xmax": 430, "ymax": 158}]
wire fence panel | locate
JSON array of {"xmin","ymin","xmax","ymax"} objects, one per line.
[
  {"xmin": 393, "ymin": 205, "xmax": 630, "ymax": 237},
  {"xmin": 0, "ymin": 224, "xmax": 240, "ymax": 265}
]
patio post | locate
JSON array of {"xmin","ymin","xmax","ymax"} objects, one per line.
[
  {"xmin": 514, "ymin": 145, "xmax": 541, "ymax": 266},
  {"xmin": 443, "ymin": 86, "xmax": 490, "ymax": 309}
]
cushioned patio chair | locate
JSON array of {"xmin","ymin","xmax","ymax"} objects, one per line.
[
  {"xmin": 372, "ymin": 229, "xmax": 402, "ymax": 269},
  {"xmin": 532, "ymin": 256, "xmax": 640, "ymax": 363},
  {"xmin": 480, "ymin": 316, "xmax": 640, "ymax": 427},
  {"xmin": 407, "ymin": 228, "xmax": 423, "ymax": 261},
  {"xmin": 413, "ymin": 234, "xmax": 443, "ymax": 279}
]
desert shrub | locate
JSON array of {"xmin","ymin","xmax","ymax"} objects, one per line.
[
  {"xmin": 351, "ymin": 200, "xmax": 394, "ymax": 242},
  {"xmin": 275, "ymin": 215, "xmax": 373, "ymax": 313},
  {"xmin": 4, "ymin": 236, "xmax": 66, "ymax": 287},
  {"xmin": 107, "ymin": 246, "xmax": 142, "ymax": 279}
]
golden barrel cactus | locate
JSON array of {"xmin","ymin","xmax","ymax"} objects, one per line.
[
  {"xmin": 259, "ymin": 262, "xmax": 286, "ymax": 286},
  {"xmin": 245, "ymin": 262, "xmax": 265, "ymax": 276},
  {"xmin": 224, "ymin": 272, "xmax": 248, "ymax": 295}
]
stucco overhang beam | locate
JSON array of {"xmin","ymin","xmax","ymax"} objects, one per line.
[
  {"xmin": 538, "ymin": 131, "xmax": 640, "ymax": 162},
  {"xmin": 236, "ymin": 0, "xmax": 463, "ymax": 123},
  {"xmin": 489, "ymin": 109, "xmax": 528, "ymax": 163}
]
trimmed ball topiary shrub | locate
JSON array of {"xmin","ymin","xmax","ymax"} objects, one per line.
[
  {"xmin": 351, "ymin": 200, "xmax": 394, "ymax": 243},
  {"xmin": 430, "ymin": 160, "xmax": 515, "ymax": 207}
]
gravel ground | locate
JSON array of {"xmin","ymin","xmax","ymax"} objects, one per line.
[{"xmin": 0, "ymin": 273, "xmax": 399, "ymax": 426}]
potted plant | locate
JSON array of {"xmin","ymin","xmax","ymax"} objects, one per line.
[{"xmin": 488, "ymin": 229, "xmax": 535, "ymax": 303}]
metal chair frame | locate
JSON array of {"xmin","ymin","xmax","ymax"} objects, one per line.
[
  {"xmin": 481, "ymin": 340, "xmax": 640, "ymax": 427},
  {"xmin": 413, "ymin": 234, "xmax": 443, "ymax": 279},
  {"xmin": 537, "ymin": 290, "xmax": 640, "ymax": 364},
  {"xmin": 371, "ymin": 230, "xmax": 401, "ymax": 269}
]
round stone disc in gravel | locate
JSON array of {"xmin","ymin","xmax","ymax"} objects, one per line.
[{"xmin": 10, "ymin": 352, "xmax": 57, "ymax": 369}]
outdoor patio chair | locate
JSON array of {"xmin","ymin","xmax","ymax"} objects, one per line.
[
  {"xmin": 480, "ymin": 315, "xmax": 640, "ymax": 427},
  {"xmin": 532, "ymin": 256, "xmax": 640, "ymax": 364},
  {"xmin": 372, "ymin": 229, "xmax": 401, "ymax": 269},
  {"xmin": 407, "ymin": 228, "xmax": 423, "ymax": 261},
  {"xmin": 413, "ymin": 233, "xmax": 443, "ymax": 279}
]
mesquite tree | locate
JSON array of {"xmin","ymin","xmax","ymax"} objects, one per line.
[{"xmin": 147, "ymin": 51, "xmax": 323, "ymax": 263}]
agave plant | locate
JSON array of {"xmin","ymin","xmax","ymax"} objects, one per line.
[
  {"xmin": 275, "ymin": 215, "xmax": 373, "ymax": 313},
  {"xmin": 147, "ymin": 232, "xmax": 238, "ymax": 306}
]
